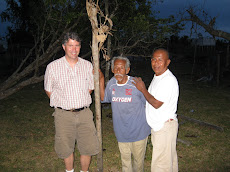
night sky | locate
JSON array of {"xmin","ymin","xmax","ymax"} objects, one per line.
[{"xmin": 153, "ymin": 0, "xmax": 230, "ymax": 37}]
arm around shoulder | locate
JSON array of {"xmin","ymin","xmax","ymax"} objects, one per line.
[
  {"xmin": 141, "ymin": 88, "xmax": 163, "ymax": 109},
  {"xmin": 132, "ymin": 77, "xmax": 163, "ymax": 109}
]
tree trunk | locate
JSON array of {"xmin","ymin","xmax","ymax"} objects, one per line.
[
  {"xmin": 93, "ymin": 33, "xmax": 103, "ymax": 172},
  {"xmin": 86, "ymin": 1, "xmax": 103, "ymax": 171},
  {"xmin": 104, "ymin": 0, "xmax": 112, "ymax": 84},
  {"xmin": 0, "ymin": 43, "xmax": 62, "ymax": 100},
  {"xmin": 86, "ymin": 0, "xmax": 113, "ymax": 169},
  {"xmin": 104, "ymin": 34, "xmax": 112, "ymax": 84}
]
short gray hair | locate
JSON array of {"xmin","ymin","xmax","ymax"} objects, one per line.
[
  {"xmin": 152, "ymin": 48, "xmax": 169, "ymax": 59},
  {"xmin": 62, "ymin": 32, "xmax": 81, "ymax": 45},
  {"xmin": 111, "ymin": 56, "xmax": 130, "ymax": 71}
]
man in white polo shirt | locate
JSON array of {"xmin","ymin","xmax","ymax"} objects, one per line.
[
  {"xmin": 133, "ymin": 48, "xmax": 179, "ymax": 172},
  {"xmin": 44, "ymin": 32, "xmax": 99, "ymax": 172}
]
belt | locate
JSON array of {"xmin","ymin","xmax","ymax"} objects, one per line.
[{"xmin": 57, "ymin": 107, "xmax": 86, "ymax": 112}]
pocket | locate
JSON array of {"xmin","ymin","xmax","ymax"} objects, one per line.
[
  {"xmin": 79, "ymin": 78, "xmax": 88, "ymax": 90},
  {"xmin": 82, "ymin": 108, "xmax": 93, "ymax": 122}
]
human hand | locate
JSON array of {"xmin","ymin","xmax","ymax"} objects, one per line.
[{"xmin": 132, "ymin": 77, "xmax": 146, "ymax": 92}]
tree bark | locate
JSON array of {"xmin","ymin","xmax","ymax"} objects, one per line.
[
  {"xmin": 104, "ymin": 0, "xmax": 112, "ymax": 84},
  {"xmin": 0, "ymin": 75, "xmax": 44, "ymax": 100},
  {"xmin": 93, "ymin": 32, "xmax": 103, "ymax": 172},
  {"xmin": 86, "ymin": 1, "xmax": 103, "ymax": 171}
]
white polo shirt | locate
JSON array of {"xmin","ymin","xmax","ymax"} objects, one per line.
[{"xmin": 146, "ymin": 69, "xmax": 179, "ymax": 131}]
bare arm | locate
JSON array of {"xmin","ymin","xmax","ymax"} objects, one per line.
[
  {"xmin": 45, "ymin": 90, "xmax": 51, "ymax": 99},
  {"xmin": 99, "ymin": 69, "xmax": 105, "ymax": 101},
  {"xmin": 132, "ymin": 77, "xmax": 163, "ymax": 109}
]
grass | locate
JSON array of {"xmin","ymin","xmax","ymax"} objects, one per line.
[
  {"xmin": 0, "ymin": 68, "xmax": 230, "ymax": 171},
  {"xmin": 175, "ymin": 78, "xmax": 230, "ymax": 172}
]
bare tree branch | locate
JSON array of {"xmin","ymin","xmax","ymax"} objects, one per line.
[{"xmin": 178, "ymin": 7, "xmax": 230, "ymax": 41}]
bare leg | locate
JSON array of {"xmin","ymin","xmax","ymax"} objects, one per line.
[
  {"xmin": 80, "ymin": 155, "xmax": 91, "ymax": 171},
  {"xmin": 64, "ymin": 153, "xmax": 74, "ymax": 171}
]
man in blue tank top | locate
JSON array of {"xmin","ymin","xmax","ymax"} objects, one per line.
[{"xmin": 99, "ymin": 56, "xmax": 151, "ymax": 172}]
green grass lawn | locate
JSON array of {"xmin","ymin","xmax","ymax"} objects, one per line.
[{"xmin": 0, "ymin": 75, "xmax": 229, "ymax": 171}]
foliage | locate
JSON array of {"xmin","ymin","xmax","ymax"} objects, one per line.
[
  {"xmin": 105, "ymin": 0, "xmax": 179, "ymax": 57},
  {"xmin": 0, "ymin": 0, "xmax": 91, "ymax": 99},
  {"xmin": 1, "ymin": 0, "xmax": 90, "ymax": 53},
  {"xmin": 0, "ymin": 0, "xmax": 181, "ymax": 99}
]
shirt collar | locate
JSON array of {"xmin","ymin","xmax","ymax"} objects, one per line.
[
  {"xmin": 63, "ymin": 56, "xmax": 81, "ymax": 68},
  {"xmin": 116, "ymin": 76, "xmax": 130, "ymax": 86},
  {"xmin": 154, "ymin": 69, "xmax": 169, "ymax": 78}
]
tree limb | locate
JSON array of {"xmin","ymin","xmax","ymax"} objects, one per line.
[{"xmin": 179, "ymin": 8, "xmax": 230, "ymax": 41}]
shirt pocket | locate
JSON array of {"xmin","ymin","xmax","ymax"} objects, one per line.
[{"xmin": 80, "ymin": 78, "xmax": 89, "ymax": 91}]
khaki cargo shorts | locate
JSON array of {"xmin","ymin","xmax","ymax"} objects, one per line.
[{"xmin": 53, "ymin": 107, "xmax": 100, "ymax": 159}]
